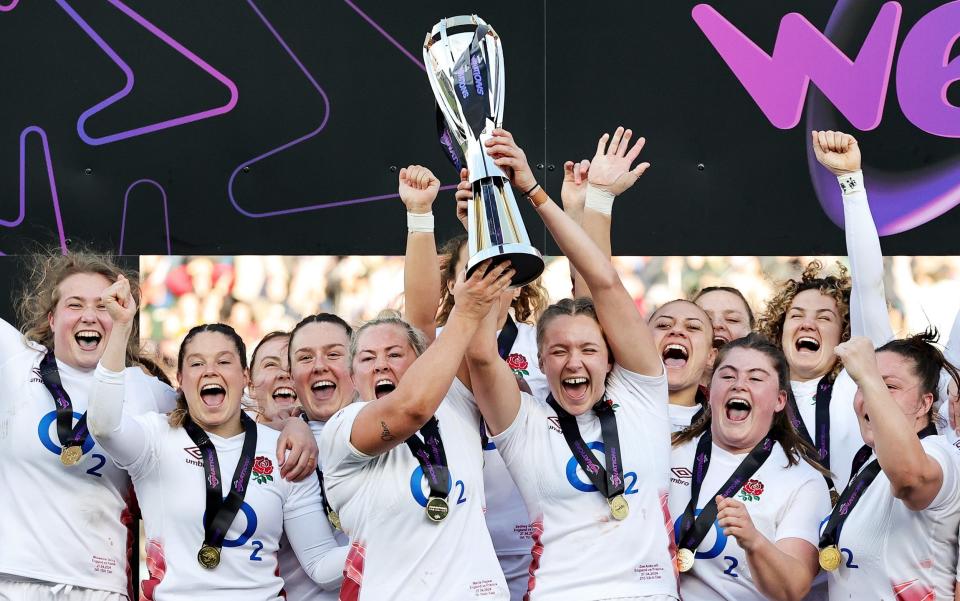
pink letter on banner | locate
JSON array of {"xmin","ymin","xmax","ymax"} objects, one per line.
[
  {"xmin": 692, "ymin": 2, "xmax": 901, "ymax": 130},
  {"xmin": 896, "ymin": 1, "xmax": 960, "ymax": 138}
]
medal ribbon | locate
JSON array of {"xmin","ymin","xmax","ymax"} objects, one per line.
[
  {"xmin": 787, "ymin": 373, "xmax": 840, "ymax": 496},
  {"xmin": 676, "ymin": 431, "xmax": 776, "ymax": 552},
  {"xmin": 405, "ymin": 417, "xmax": 451, "ymax": 501},
  {"xmin": 546, "ymin": 394, "xmax": 626, "ymax": 503},
  {"xmin": 38, "ymin": 351, "xmax": 90, "ymax": 451},
  {"xmin": 184, "ymin": 412, "xmax": 258, "ymax": 551},
  {"xmin": 315, "ymin": 468, "xmax": 340, "ymax": 530},
  {"xmin": 818, "ymin": 422, "xmax": 937, "ymax": 550}
]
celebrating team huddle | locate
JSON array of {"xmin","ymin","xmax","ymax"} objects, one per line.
[{"xmin": 3, "ymin": 127, "xmax": 960, "ymax": 601}]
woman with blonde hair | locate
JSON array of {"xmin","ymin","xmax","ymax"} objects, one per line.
[
  {"xmin": 319, "ymin": 163, "xmax": 514, "ymax": 601},
  {"xmin": 0, "ymin": 250, "xmax": 175, "ymax": 601}
]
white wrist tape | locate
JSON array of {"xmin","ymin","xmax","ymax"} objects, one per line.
[
  {"xmin": 837, "ymin": 170, "xmax": 865, "ymax": 196},
  {"xmin": 584, "ymin": 185, "xmax": 615, "ymax": 215},
  {"xmin": 406, "ymin": 211, "xmax": 434, "ymax": 233}
]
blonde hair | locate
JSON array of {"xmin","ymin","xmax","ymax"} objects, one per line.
[
  {"xmin": 348, "ymin": 309, "xmax": 427, "ymax": 373},
  {"xmin": 15, "ymin": 248, "xmax": 143, "ymax": 363}
]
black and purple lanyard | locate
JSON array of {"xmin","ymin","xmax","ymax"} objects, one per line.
[
  {"xmin": 547, "ymin": 394, "xmax": 626, "ymax": 505},
  {"xmin": 405, "ymin": 416, "xmax": 451, "ymax": 502},
  {"xmin": 788, "ymin": 373, "xmax": 839, "ymax": 496},
  {"xmin": 38, "ymin": 351, "xmax": 90, "ymax": 454},
  {"xmin": 184, "ymin": 412, "xmax": 258, "ymax": 554},
  {"xmin": 676, "ymin": 432, "xmax": 776, "ymax": 552},
  {"xmin": 818, "ymin": 422, "xmax": 938, "ymax": 551}
]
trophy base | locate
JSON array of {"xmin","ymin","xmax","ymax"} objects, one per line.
[{"xmin": 467, "ymin": 243, "xmax": 544, "ymax": 289}]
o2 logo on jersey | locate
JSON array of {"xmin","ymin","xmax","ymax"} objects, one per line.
[
  {"xmin": 565, "ymin": 441, "xmax": 639, "ymax": 494},
  {"xmin": 672, "ymin": 509, "xmax": 728, "ymax": 560},
  {"xmin": 204, "ymin": 502, "xmax": 265, "ymax": 561},
  {"xmin": 408, "ymin": 466, "xmax": 467, "ymax": 508},
  {"xmin": 36, "ymin": 410, "xmax": 106, "ymax": 477}
]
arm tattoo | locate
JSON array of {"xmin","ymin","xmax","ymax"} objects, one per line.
[{"xmin": 379, "ymin": 420, "xmax": 395, "ymax": 441}]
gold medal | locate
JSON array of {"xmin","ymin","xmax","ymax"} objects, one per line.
[
  {"xmin": 197, "ymin": 544, "xmax": 221, "ymax": 570},
  {"xmin": 608, "ymin": 494, "xmax": 629, "ymax": 520},
  {"xmin": 327, "ymin": 509, "xmax": 342, "ymax": 531},
  {"xmin": 60, "ymin": 445, "xmax": 82, "ymax": 466},
  {"xmin": 829, "ymin": 489, "xmax": 839, "ymax": 507},
  {"xmin": 818, "ymin": 546, "xmax": 842, "ymax": 572},
  {"xmin": 425, "ymin": 496, "xmax": 450, "ymax": 523},
  {"xmin": 677, "ymin": 548, "xmax": 695, "ymax": 573}
]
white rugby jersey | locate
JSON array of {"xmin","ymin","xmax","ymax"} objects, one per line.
[
  {"xmin": 825, "ymin": 436, "xmax": 960, "ymax": 601},
  {"xmin": 791, "ymin": 372, "xmax": 864, "ymax": 488},
  {"xmin": 492, "ymin": 364, "xmax": 677, "ymax": 601},
  {"xmin": 669, "ymin": 403, "xmax": 702, "ymax": 434},
  {"xmin": 320, "ymin": 378, "xmax": 508, "ymax": 600},
  {"xmin": 669, "ymin": 435, "xmax": 830, "ymax": 601},
  {"xmin": 122, "ymin": 413, "xmax": 326, "ymax": 601},
  {"xmin": 0, "ymin": 319, "xmax": 174, "ymax": 594},
  {"xmin": 278, "ymin": 419, "xmax": 347, "ymax": 601}
]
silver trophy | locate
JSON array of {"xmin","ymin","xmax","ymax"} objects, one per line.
[{"xmin": 424, "ymin": 15, "xmax": 544, "ymax": 287}]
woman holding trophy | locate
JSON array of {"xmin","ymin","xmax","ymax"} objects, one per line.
[{"xmin": 464, "ymin": 126, "xmax": 678, "ymax": 600}]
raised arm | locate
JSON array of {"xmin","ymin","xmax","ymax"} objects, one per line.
[
  {"xmin": 812, "ymin": 131, "xmax": 892, "ymax": 347},
  {"xmin": 485, "ymin": 128, "xmax": 661, "ymax": 376},
  {"xmin": 465, "ymin": 296, "xmax": 521, "ymax": 436},
  {"xmin": 836, "ymin": 337, "xmax": 943, "ymax": 510},
  {"xmin": 577, "ymin": 128, "xmax": 651, "ymax": 299},
  {"xmin": 89, "ymin": 275, "xmax": 148, "ymax": 465},
  {"xmin": 400, "ymin": 164, "xmax": 442, "ymax": 346},
  {"xmin": 349, "ymin": 261, "xmax": 514, "ymax": 456},
  {"xmin": 560, "ymin": 158, "xmax": 590, "ymax": 298}
]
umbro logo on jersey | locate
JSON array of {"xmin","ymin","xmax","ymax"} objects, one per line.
[
  {"xmin": 671, "ymin": 467, "xmax": 692, "ymax": 487},
  {"xmin": 547, "ymin": 416, "xmax": 562, "ymax": 434},
  {"xmin": 183, "ymin": 446, "xmax": 203, "ymax": 467},
  {"xmin": 30, "ymin": 367, "xmax": 42, "ymax": 384}
]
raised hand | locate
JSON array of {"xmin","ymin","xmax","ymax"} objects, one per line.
[
  {"xmin": 561, "ymin": 159, "xmax": 591, "ymax": 215},
  {"xmin": 452, "ymin": 259, "xmax": 515, "ymax": 322},
  {"xmin": 100, "ymin": 274, "xmax": 137, "ymax": 326},
  {"xmin": 484, "ymin": 128, "xmax": 537, "ymax": 192},
  {"xmin": 716, "ymin": 495, "xmax": 762, "ymax": 551},
  {"xmin": 454, "ymin": 167, "xmax": 471, "ymax": 230},
  {"xmin": 812, "ymin": 130, "xmax": 861, "ymax": 176},
  {"xmin": 833, "ymin": 336, "xmax": 880, "ymax": 385},
  {"xmin": 588, "ymin": 127, "xmax": 650, "ymax": 195},
  {"xmin": 398, "ymin": 164, "xmax": 440, "ymax": 214}
]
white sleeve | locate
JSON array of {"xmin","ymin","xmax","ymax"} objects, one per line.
[
  {"xmin": 285, "ymin": 510, "xmax": 347, "ymax": 591},
  {"xmin": 0, "ymin": 317, "xmax": 25, "ymax": 359},
  {"xmin": 490, "ymin": 393, "xmax": 541, "ymax": 515},
  {"xmin": 606, "ymin": 363, "xmax": 669, "ymax": 419},
  {"xmin": 841, "ymin": 171, "xmax": 893, "ymax": 346},
  {"xmin": 921, "ymin": 438, "xmax": 960, "ymax": 513},
  {"xmin": 774, "ymin": 468, "xmax": 831, "ymax": 547},
  {"xmin": 319, "ymin": 402, "xmax": 375, "ymax": 482},
  {"xmin": 90, "ymin": 363, "xmax": 151, "ymax": 469}
]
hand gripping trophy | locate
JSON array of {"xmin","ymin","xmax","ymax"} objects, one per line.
[{"xmin": 424, "ymin": 15, "xmax": 544, "ymax": 286}]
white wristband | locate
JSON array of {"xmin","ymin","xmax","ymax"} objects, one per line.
[
  {"xmin": 406, "ymin": 211, "xmax": 434, "ymax": 233},
  {"xmin": 836, "ymin": 170, "xmax": 865, "ymax": 196},
  {"xmin": 584, "ymin": 184, "xmax": 616, "ymax": 215}
]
